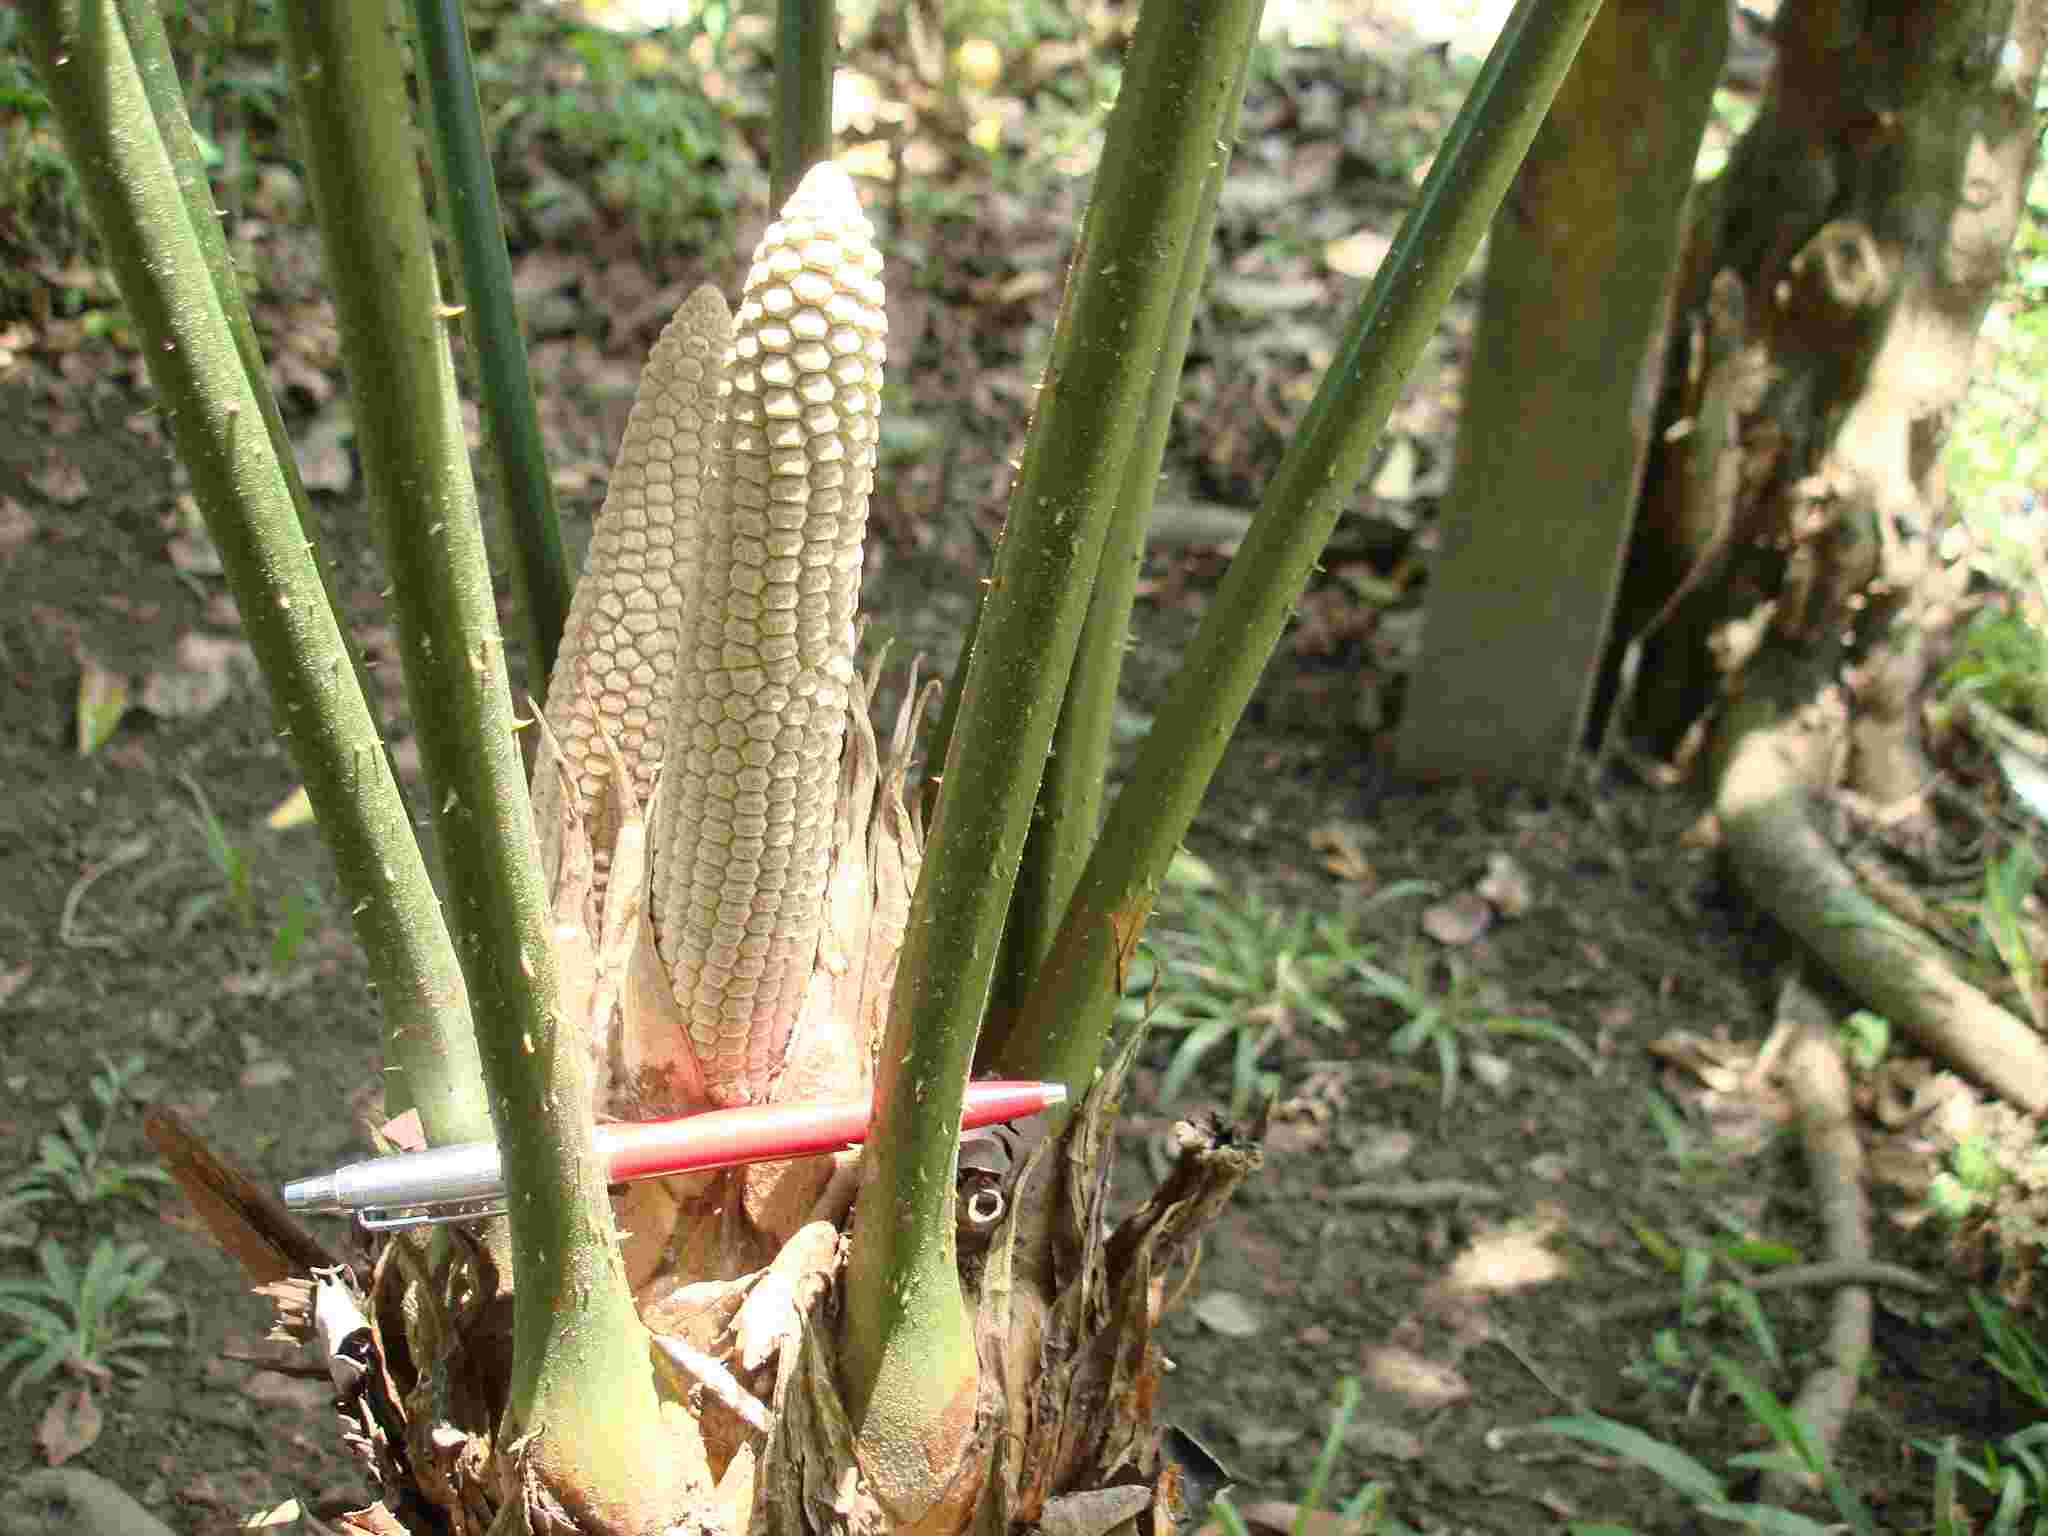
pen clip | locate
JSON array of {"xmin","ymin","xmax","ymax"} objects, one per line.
[{"xmin": 358, "ymin": 1198, "xmax": 508, "ymax": 1232}]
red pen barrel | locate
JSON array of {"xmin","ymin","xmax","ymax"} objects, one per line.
[
  {"xmin": 595, "ymin": 1100, "xmax": 869, "ymax": 1183},
  {"xmin": 590, "ymin": 1079, "xmax": 1066, "ymax": 1187}
]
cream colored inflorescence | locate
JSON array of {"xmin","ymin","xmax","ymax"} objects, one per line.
[
  {"xmin": 538, "ymin": 163, "xmax": 885, "ymax": 1111},
  {"xmin": 537, "ymin": 283, "xmax": 731, "ymax": 876},
  {"xmin": 651, "ymin": 164, "xmax": 887, "ymax": 1106}
]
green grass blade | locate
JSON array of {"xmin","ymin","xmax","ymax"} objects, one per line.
[
  {"xmin": 1930, "ymin": 1435, "xmax": 1961, "ymax": 1536},
  {"xmin": 1294, "ymin": 1377, "xmax": 1362, "ymax": 1534},
  {"xmin": 1433, "ymin": 1029, "xmax": 1459, "ymax": 1113},
  {"xmin": 0, "ymin": 1298, "xmax": 69, "ymax": 1334},
  {"xmin": 1529, "ymin": 1416, "xmax": 1728, "ymax": 1506},
  {"xmin": 1711, "ymin": 1357, "xmax": 1815, "ymax": 1472},
  {"xmin": 1231, "ymin": 1024, "xmax": 1266, "ymax": 1116},
  {"xmin": 6, "ymin": 1339, "xmax": 74, "ymax": 1397},
  {"xmin": 271, "ymin": 886, "xmax": 313, "ymax": 971},
  {"xmin": 1700, "ymin": 1503, "xmax": 1835, "ymax": 1535},
  {"xmin": 1974, "ymin": 1290, "xmax": 2048, "ymax": 1408},
  {"xmin": 1987, "ymin": 1464, "xmax": 2028, "ymax": 1536},
  {"xmin": 1485, "ymin": 1015, "xmax": 1597, "ymax": 1068},
  {"xmin": 1161, "ymin": 1017, "xmax": 1237, "ymax": 1105},
  {"xmin": 1716, "ymin": 1284, "xmax": 1781, "ymax": 1368},
  {"xmin": 1680, "ymin": 1247, "xmax": 1711, "ymax": 1322}
]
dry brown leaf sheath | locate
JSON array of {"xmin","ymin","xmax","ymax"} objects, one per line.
[{"xmin": 144, "ymin": 1107, "xmax": 341, "ymax": 1285}]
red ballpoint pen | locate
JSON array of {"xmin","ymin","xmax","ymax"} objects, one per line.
[{"xmin": 280, "ymin": 1079, "xmax": 1067, "ymax": 1229}]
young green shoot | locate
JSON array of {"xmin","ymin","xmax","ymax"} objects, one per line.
[
  {"xmin": 1128, "ymin": 886, "xmax": 1427, "ymax": 1114},
  {"xmin": 1350, "ymin": 948, "xmax": 1593, "ymax": 1115},
  {"xmin": 4, "ymin": 1053, "xmax": 171, "ymax": 1213},
  {"xmin": 0, "ymin": 1238, "xmax": 178, "ymax": 1397},
  {"xmin": 178, "ymin": 773, "xmax": 323, "ymax": 972},
  {"xmin": 182, "ymin": 771, "xmax": 253, "ymax": 929}
]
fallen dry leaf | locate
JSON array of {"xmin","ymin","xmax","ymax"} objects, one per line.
[
  {"xmin": 0, "ymin": 962, "xmax": 30, "ymax": 1008},
  {"xmin": 1370, "ymin": 435, "xmax": 1420, "ymax": 501},
  {"xmin": 160, "ymin": 1091, "xmax": 219, "ymax": 1121},
  {"xmin": 137, "ymin": 632, "xmax": 258, "ymax": 721},
  {"xmin": 1349, "ymin": 1126, "xmax": 1415, "ymax": 1176},
  {"xmin": 293, "ymin": 402, "xmax": 354, "ymax": 493},
  {"xmin": 1872, "ymin": 1060, "xmax": 1982, "ymax": 1141},
  {"xmin": 29, "ymin": 456, "xmax": 88, "ymax": 506},
  {"xmin": 1476, "ymin": 850, "xmax": 1533, "ymax": 917},
  {"xmin": 1421, "ymin": 889, "xmax": 1491, "ymax": 946},
  {"xmin": 1468, "ymin": 1049, "xmax": 1512, "ymax": 1092},
  {"xmin": 1648, "ymin": 1029, "xmax": 1753, "ymax": 1093},
  {"xmin": 240, "ymin": 1371, "xmax": 329, "ymax": 1413},
  {"xmin": 1036, "ymin": 1485, "xmax": 1152, "ymax": 1536},
  {"xmin": 1324, "ymin": 227, "xmax": 1392, "ymax": 278},
  {"xmin": 1361, "ymin": 1341, "xmax": 1469, "ymax": 1411},
  {"xmin": 265, "ymin": 786, "xmax": 314, "ymax": 830},
  {"xmin": 165, "ymin": 494, "xmax": 222, "ymax": 575},
  {"xmin": 1308, "ymin": 821, "xmax": 1374, "ymax": 883},
  {"xmin": 239, "ymin": 1498, "xmax": 307, "ymax": 1530},
  {"xmin": 1429, "ymin": 1208, "xmax": 1570, "ymax": 1303},
  {"xmin": 0, "ymin": 496, "xmax": 35, "ymax": 556},
  {"xmin": 238, "ymin": 1059, "xmax": 294, "ymax": 1090},
  {"xmin": 75, "ymin": 655, "xmax": 129, "ymax": 755},
  {"xmin": 1190, "ymin": 1289, "xmax": 1263, "ymax": 1338}
]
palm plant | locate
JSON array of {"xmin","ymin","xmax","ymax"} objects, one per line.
[{"xmin": 20, "ymin": 0, "xmax": 1601, "ymax": 1532}]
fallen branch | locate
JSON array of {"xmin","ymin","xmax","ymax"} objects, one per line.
[
  {"xmin": 1761, "ymin": 971, "xmax": 1871, "ymax": 1507},
  {"xmin": 57, "ymin": 835, "xmax": 150, "ymax": 952},
  {"xmin": 1580, "ymin": 1258, "xmax": 1936, "ymax": 1326},
  {"xmin": 1715, "ymin": 694, "xmax": 2048, "ymax": 1112}
]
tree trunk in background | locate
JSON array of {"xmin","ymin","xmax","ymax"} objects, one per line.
[
  {"xmin": 1614, "ymin": 0, "xmax": 2046, "ymax": 800},
  {"xmin": 1397, "ymin": 0, "xmax": 1727, "ymax": 787}
]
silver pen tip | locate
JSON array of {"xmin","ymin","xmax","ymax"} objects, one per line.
[{"xmin": 279, "ymin": 1174, "xmax": 336, "ymax": 1211}]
